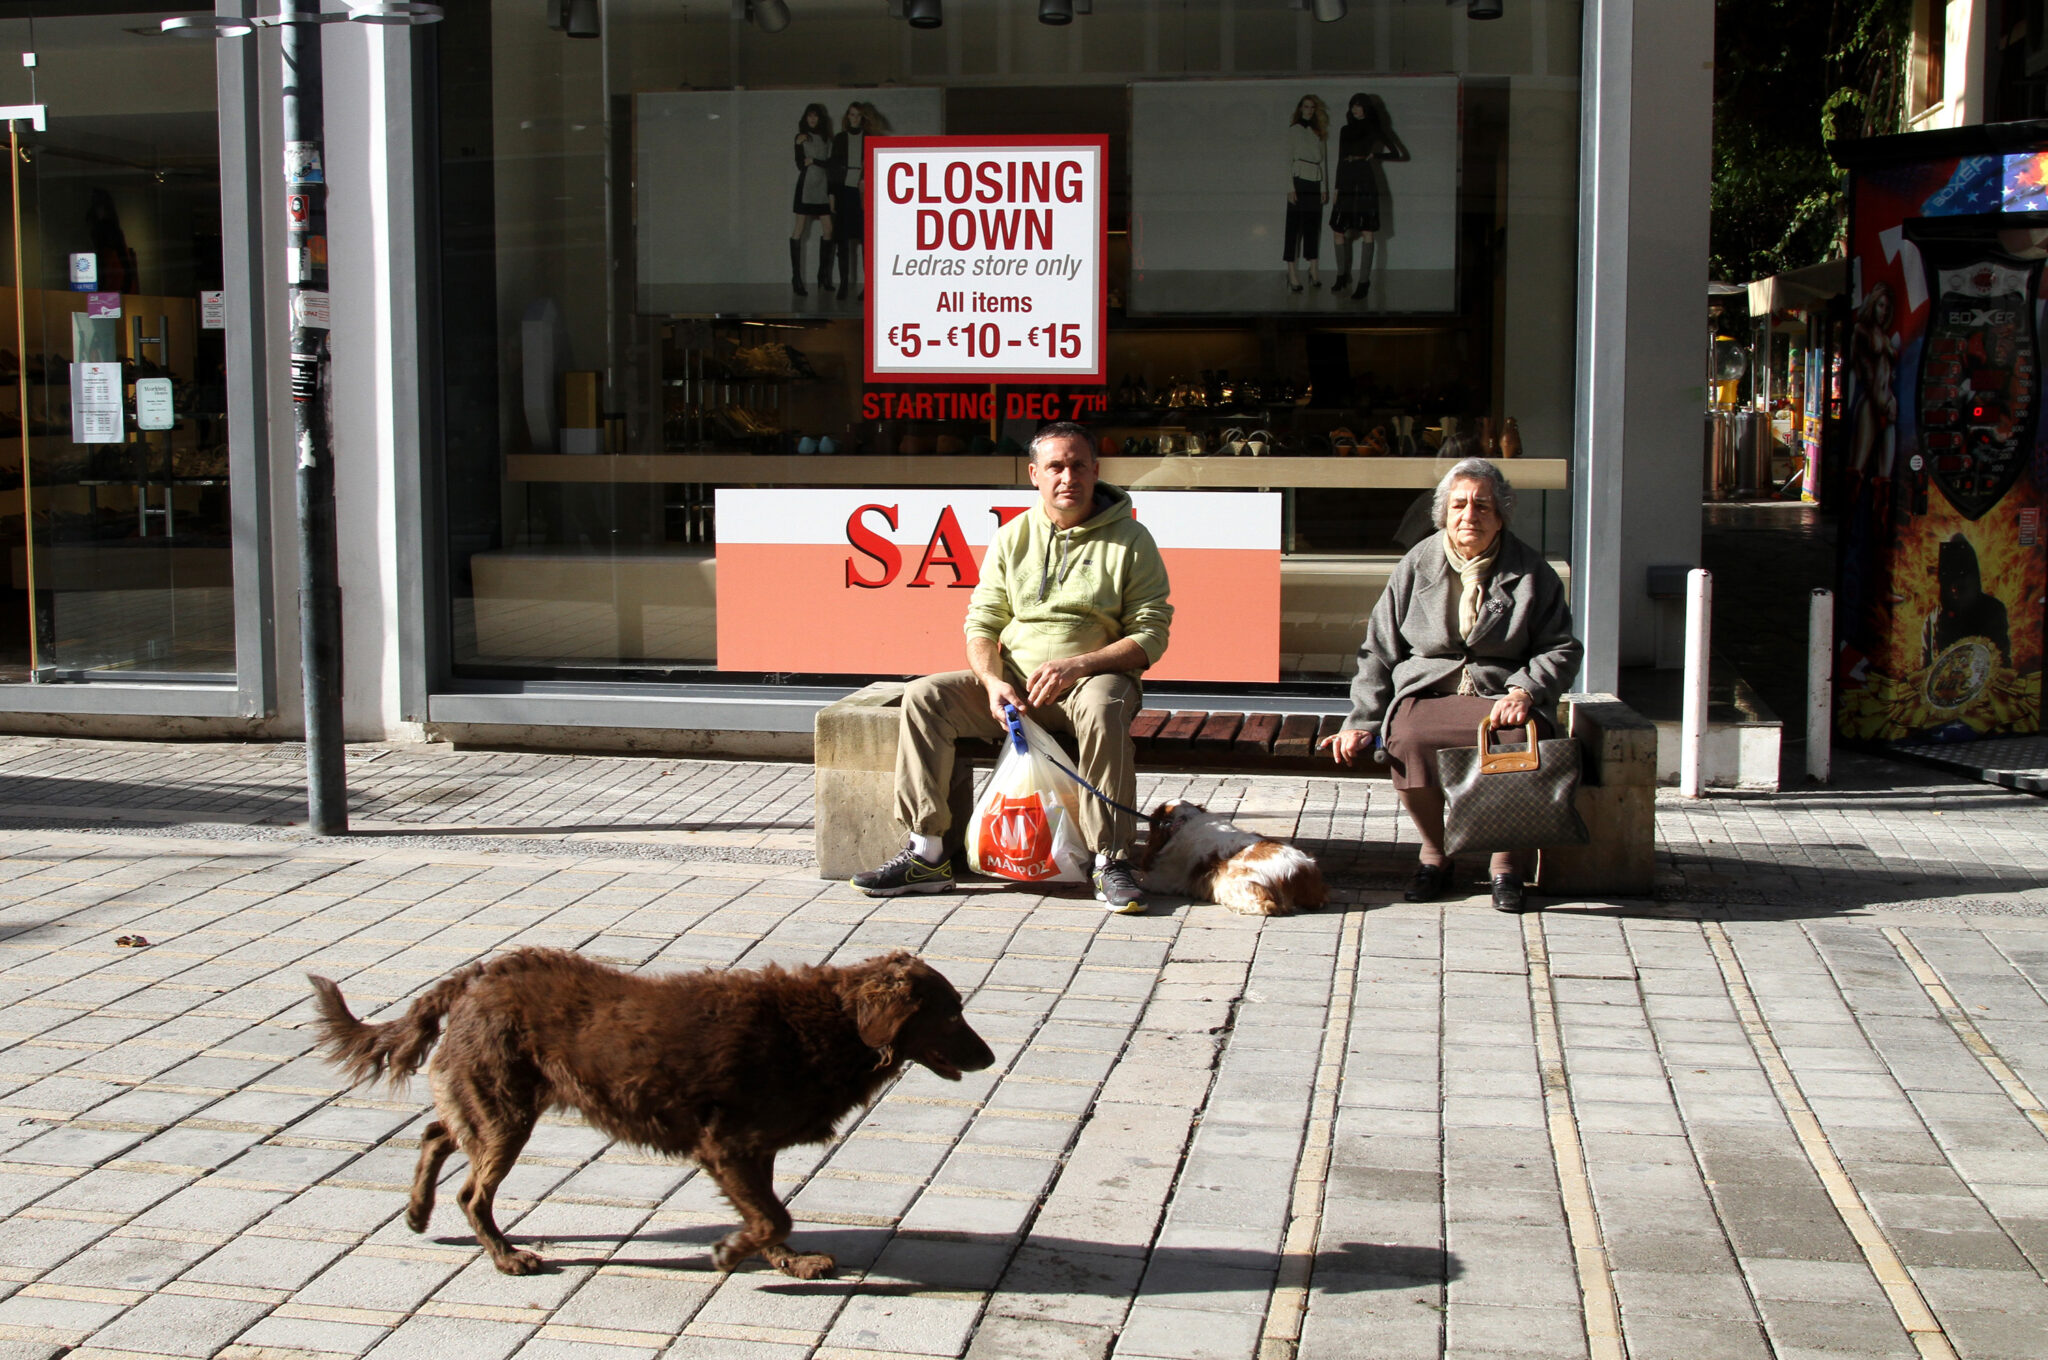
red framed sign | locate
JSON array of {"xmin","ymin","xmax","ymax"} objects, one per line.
[{"xmin": 863, "ymin": 135, "xmax": 1108, "ymax": 385}]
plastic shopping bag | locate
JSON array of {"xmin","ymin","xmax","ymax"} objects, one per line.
[{"xmin": 966, "ymin": 706, "xmax": 1092, "ymax": 883}]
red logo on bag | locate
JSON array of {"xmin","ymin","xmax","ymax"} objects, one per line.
[{"xmin": 978, "ymin": 793, "xmax": 1056, "ymax": 880}]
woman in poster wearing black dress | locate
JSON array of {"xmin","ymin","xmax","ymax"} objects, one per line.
[
  {"xmin": 790, "ymin": 103, "xmax": 834, "ymax": 297},
  {"xmin": 828, "ymin": 102, "xmax": 891, "ymax": 302},
  {"xmin": 1330, "ymin": 94, "xmax": 1409, "ymax": 304}
]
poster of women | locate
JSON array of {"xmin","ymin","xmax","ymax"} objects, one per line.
[{"xmin": 1127, "ymin": 76, "xmax": 1458, "ymax": 315}]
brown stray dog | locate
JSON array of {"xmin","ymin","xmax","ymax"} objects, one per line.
[{"xmin": 306, "ymin": 948, "xmax": 993, "ymax": 1279}]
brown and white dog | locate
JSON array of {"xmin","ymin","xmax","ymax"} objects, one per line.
[{"xmin": 1139, "ymin": 800, "xmax": 1328, "ymax": 916}]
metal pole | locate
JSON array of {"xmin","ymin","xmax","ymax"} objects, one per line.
[
  {"xmin": 1679, "ymin": 568, "xmax": 1712, "ymax": 798},
  {"xmin": 1807, "ymin": 588, "xmax": 1833, "ymax": 784},
  {"xmin": 282, "ymin": 0, "xmax": 346, "ymax": 833}
]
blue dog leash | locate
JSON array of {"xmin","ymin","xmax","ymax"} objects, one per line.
[{"xmin": 1001, "ymin": 703, "xmax": 1152, "ymax": 822}]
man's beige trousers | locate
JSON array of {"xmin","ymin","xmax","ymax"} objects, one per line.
[{"xmin": 893, "ymin": 669, "xmax": 1142, "ymax": 859}]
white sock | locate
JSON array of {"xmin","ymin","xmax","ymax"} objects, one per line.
[{"xmin": 910, "ymin": 833, "xmax": 944, "ymax": 862}]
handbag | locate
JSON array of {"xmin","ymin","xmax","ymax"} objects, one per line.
[{"xmin": 1437, "ymin": 719, "xmax": 1590, "ymax": 857}]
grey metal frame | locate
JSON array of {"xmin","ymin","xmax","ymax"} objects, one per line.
[
  {"xmin": 0, "ymin": 7, "xmax": 275, "ymax": 720},
  {"xmin": 1570, "ymin": 0, "xmax": 1625, "ymax": 698}
]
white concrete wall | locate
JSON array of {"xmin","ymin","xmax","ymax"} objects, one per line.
[
  {"xmin": 259, "ymin": 19, "xmax": 421, "ymax": 743},
  {"xmin": 1572, "ymin": 0, "xmax": 1713, "ymax": 687}
]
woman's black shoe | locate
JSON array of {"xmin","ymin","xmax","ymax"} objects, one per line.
[
  {"xmin": 1404, "ymin": 863, "xmax": 1451, "ymax": 903},
  {"xmin": 1491, "ymin": 874, "xmax": 1527, "ymax": 913}
]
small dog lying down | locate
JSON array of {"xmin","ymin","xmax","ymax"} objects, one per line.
[
  {"xmin": 307, "ymin": 948, "xmax": 993, "ymax": 1280},
  {"xmin": 1140, "ymin": 800, "xmax": 1328, "ymax": 915}
]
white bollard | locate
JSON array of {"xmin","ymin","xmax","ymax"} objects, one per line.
[
  {"xmin": 1679, "ymin": 568, "xmax": 1712, "ymax": 799},
  {"xmin": 1807, "ymin": 588, "xmax": 1833, "ymax": 784}
]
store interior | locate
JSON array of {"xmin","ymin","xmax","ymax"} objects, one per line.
[{"xmin": 440, "ymin": 0, "xmax": 1586, "ymax": 686}]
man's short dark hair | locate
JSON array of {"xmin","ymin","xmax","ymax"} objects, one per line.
[{"xmin": 1028, "ymin": 421, "xmax": 1096, "ymax": 465}]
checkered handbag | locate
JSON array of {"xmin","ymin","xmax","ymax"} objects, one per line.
[{"xmin": 1438, "ymin": 720, "xmax": 1591, "ymax": 857}]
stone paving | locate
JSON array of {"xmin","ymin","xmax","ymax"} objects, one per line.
[{"xmin": 0, "ymin": 735, "xmax": 2038, "ymax": 1359}]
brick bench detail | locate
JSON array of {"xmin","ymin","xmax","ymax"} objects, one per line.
[{"xmin": 815, "ymin": 681, "xmax": 1656, "ymax": 897}]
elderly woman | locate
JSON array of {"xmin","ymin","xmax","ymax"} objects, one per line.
[{"xmin": 1321, "ymin": 458, "xmax": 1583, "ymax": 912}]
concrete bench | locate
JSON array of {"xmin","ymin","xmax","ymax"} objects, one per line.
[{"xmin": 815, "ymin": 682, "xmax": 1656, "ymax": 896}]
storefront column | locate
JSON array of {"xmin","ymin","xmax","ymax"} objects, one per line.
[
  {"xmin": 318, "ymin": 23, "xmax": 432, "ymax": 742},
  {"xmin": 1571, "ymin": 0, "xmax": 1713, "ymax": 690}
]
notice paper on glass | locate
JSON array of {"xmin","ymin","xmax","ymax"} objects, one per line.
[
  {"xmin": 71, "ymin": 361, "xmax": 123, "ymax": 444},
  {"xmin": 866, "ymin": 135, "xmax": 1106, "ymax": 384},
  {"xmin": 135, "ymin": 377, "xmax": 174, "ymax": 431}
]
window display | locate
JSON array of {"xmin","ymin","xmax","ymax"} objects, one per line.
[{"xmin": 438, "ymin": 0, "xmax": 1582, "ymax": 689}]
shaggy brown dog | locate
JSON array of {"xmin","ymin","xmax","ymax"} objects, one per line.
[{"xmin": 307, "ymin": 948, "xmax": 993, "ymax": 1279}]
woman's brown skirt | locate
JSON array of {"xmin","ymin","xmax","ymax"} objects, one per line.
[{"xmin": 1382, "ymin": 693, "xmax": 1555, "ymax": 790}]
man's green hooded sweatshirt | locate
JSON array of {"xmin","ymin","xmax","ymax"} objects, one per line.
[{"xmin": 963, "ymin": 483, "xmax": 1173, "ymax": 684}]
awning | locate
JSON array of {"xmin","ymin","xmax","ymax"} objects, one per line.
[{"xmin": 1746, "ymin": 257, "xmax": 1848, "ymax": 315}]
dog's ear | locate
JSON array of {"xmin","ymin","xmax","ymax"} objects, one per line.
[{"xmin": 848, "ymin": 955, "xmax": 921, "ymax": 1060}]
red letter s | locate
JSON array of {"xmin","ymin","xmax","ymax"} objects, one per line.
[{"xmin": 846, "ymin": 504, "xmax": 902, "ymax": 588}]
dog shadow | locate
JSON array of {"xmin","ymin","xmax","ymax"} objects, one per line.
[{"xmin": 499, "ymin": 1225, "xmax": 1459, "ymax": 1297}]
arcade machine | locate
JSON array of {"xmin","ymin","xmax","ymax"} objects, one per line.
[{"xmin": 1834, "ymin": 125, "xmax": 2048, "ymax": 747}]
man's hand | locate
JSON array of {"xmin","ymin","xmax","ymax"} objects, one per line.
[
  {"xmin": 1025, "ymin": 656, "xmax": 1090, "ymax": 708},
  {"xmin": 983, "ymin": 676, "xmax": 1028, "ymax": 729},
  {"xmin": 1318, "ymin": 729, "xmax": 1374, "ymax": 766},
  {"xmin": 1489, "ymin": 688, "xmax": 1534, "ymax": 729}
]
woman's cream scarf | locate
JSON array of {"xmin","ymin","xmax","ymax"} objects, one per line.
[{"xmin": 1442, "ymin": 533, "xmax": 1499, "ymax": 694}]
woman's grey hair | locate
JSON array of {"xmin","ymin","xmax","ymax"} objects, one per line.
[{"xmin": 1431, "ymin": 456, "xmax": 1516, "ymax": 529}]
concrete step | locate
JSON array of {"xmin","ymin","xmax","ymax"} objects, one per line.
[{"xmin": 1619, "ymin": 659, "xmax": 1782, "ymax": 791}]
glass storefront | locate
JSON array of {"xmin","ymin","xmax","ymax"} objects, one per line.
[
  {"xmin": 437, "ymin": 0, "xmax": 1581, "ymax": 690},
  {"xmin": 0, "ymin": 9, "xmax": 235, "ymax": 683}
]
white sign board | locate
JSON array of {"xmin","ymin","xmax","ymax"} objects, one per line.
[
  {"xmin": 71, "ymin": 361, "xmax": 121, "ymax": 444},
  {"xmin": 135, "ymin": 377, "xmax": 174, "ymax": 431},
  {"xmin": 200, "ymin": 290, "xmax": 225, "ymax": 329},
  {"xmin": 866, "ymin": 136, "xmax": 1105, "ymax": 385},
  {"xmin": 68, "ymin": 251, "xmax": 96, "ymax": 290}
]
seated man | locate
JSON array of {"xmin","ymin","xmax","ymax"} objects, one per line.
[{"xmin": 852, "ymin": 421, "xmax": 1173, "ymax": 912}]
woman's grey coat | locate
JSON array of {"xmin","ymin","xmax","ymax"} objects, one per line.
[{"xmin": 1343, "ymin": 530, "xmax": 1584, "ymax": 743}]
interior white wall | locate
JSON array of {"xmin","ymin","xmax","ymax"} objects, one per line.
[{"xmin": 1502, "ymin": 78, "xmax": 1580, "ymax": 468}]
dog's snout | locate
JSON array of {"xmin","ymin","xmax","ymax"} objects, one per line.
[{"xmin": 955, "ymin": 1021, "xmax": 995, "ymax": 1073}]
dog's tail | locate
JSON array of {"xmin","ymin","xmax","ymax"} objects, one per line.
[{"xmin": 307, "ymin": 962, "xmax": 486, "ymax": 1088}]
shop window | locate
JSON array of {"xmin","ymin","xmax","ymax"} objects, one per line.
[
  {"xmin": 435, "ymin": 0, "xmax": 1579, "ymax": 689},
  {"xmin": 0, "ymin": 10, "xmax": 234, "ymax": 682}
]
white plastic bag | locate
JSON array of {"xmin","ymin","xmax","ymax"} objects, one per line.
[{"xmin": 966, "ymin": 707, "xmax": 1092, "ymax": 883}]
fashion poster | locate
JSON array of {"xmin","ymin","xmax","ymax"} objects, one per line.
[
  {"xmin": 1836, "ymin": 154, "xmax": 2048, "ymax": 744},
  {"xmin": 1127, "ymin": 77, "xmax": 1458, "ymax": 315},
  {"xmin": 635, "ymin": 89, "xmax": 944, "ymax": 314}
]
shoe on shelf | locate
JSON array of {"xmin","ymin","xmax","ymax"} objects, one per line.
[
  {"xmin": 1491, "ymin": 874, "xmax": 1528, "ymax": 913},
  {"xmin": 851, "ymin": 843, "xmax": 956, "ymax": 897},
  {"xmin": 1404, "ymin": 862, "xmax": 1451, "ymax": 903},
  {"xmin": 1094, "ymin": 858, "xmax": 1146, "ymax": 914}
]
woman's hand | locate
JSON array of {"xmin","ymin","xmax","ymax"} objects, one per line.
[
  {"xmin": 1288, "ymin": 188, "xmax": 1299, "ymax": 204},
  {"xmin": 1318, "ymin": 729, "xmax": 1374, "ymax": 766},
  {"xmin": 1489, "ymin": 688, "xmax": 1533, "ymax": 729},
  {"xmin": 1321, "ymin": 191, "xmax": 1330, "ymax": 205}
]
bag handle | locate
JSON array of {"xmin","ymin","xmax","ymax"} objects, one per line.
[
  {"xmin": 1001, "ymin": 702, "xmax": 1028, "ymax": 754},
  {"xmin": 1476, "ymin": 718, "xmax": 1541, "ymax": 775}
]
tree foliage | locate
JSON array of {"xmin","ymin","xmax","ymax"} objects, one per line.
[{"xmin": 1712, "ymin": 0, "xmax": 1911, "ymax": 283}]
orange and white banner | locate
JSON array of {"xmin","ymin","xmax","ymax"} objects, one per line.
[{"xmin": 716, "ymin": 489, "xmax": 1280, "ymax": 681}]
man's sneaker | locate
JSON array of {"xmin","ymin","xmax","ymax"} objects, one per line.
[
  {"xmin": 1093, "ymin": 858, "xmax": 1146, "ymax": 914},
  {"xmin": 851, "ymin": 844, "xmax": 956, "ymax": 897}
]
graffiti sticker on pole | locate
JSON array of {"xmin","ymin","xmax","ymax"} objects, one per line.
[{"xmin": 865, "ymin": 136, "xmax": 1106, "ymax": 385}]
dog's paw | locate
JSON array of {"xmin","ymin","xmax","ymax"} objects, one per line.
[
  {"xmin": 775, "ymin": 1251, "xmax": 835, "ymax": 1280},
  {"xmin": 711, "ymin": 1237, "xmax": 747, "ymax": 1273},
  {"xmin": 404, "ymin": 1205, "xmax": 432, "ymax": 1233},
  {"xmin": 493, "ymin": 1248, "xmax": 545, "ymax": 1275}
]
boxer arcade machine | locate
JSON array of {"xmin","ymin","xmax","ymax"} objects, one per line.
[{"xmin": 1835, "ymin": 129, "xmax": 2048, "ymax": 748}]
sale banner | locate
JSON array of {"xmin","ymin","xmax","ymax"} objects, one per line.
[
  {"xmin": 716, "ymin": 489, "xmax": 1278, "ymax": 681},
  {"xmin": 865, "ymin": 135, "xmax": 1107, "ymax": 385}
]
